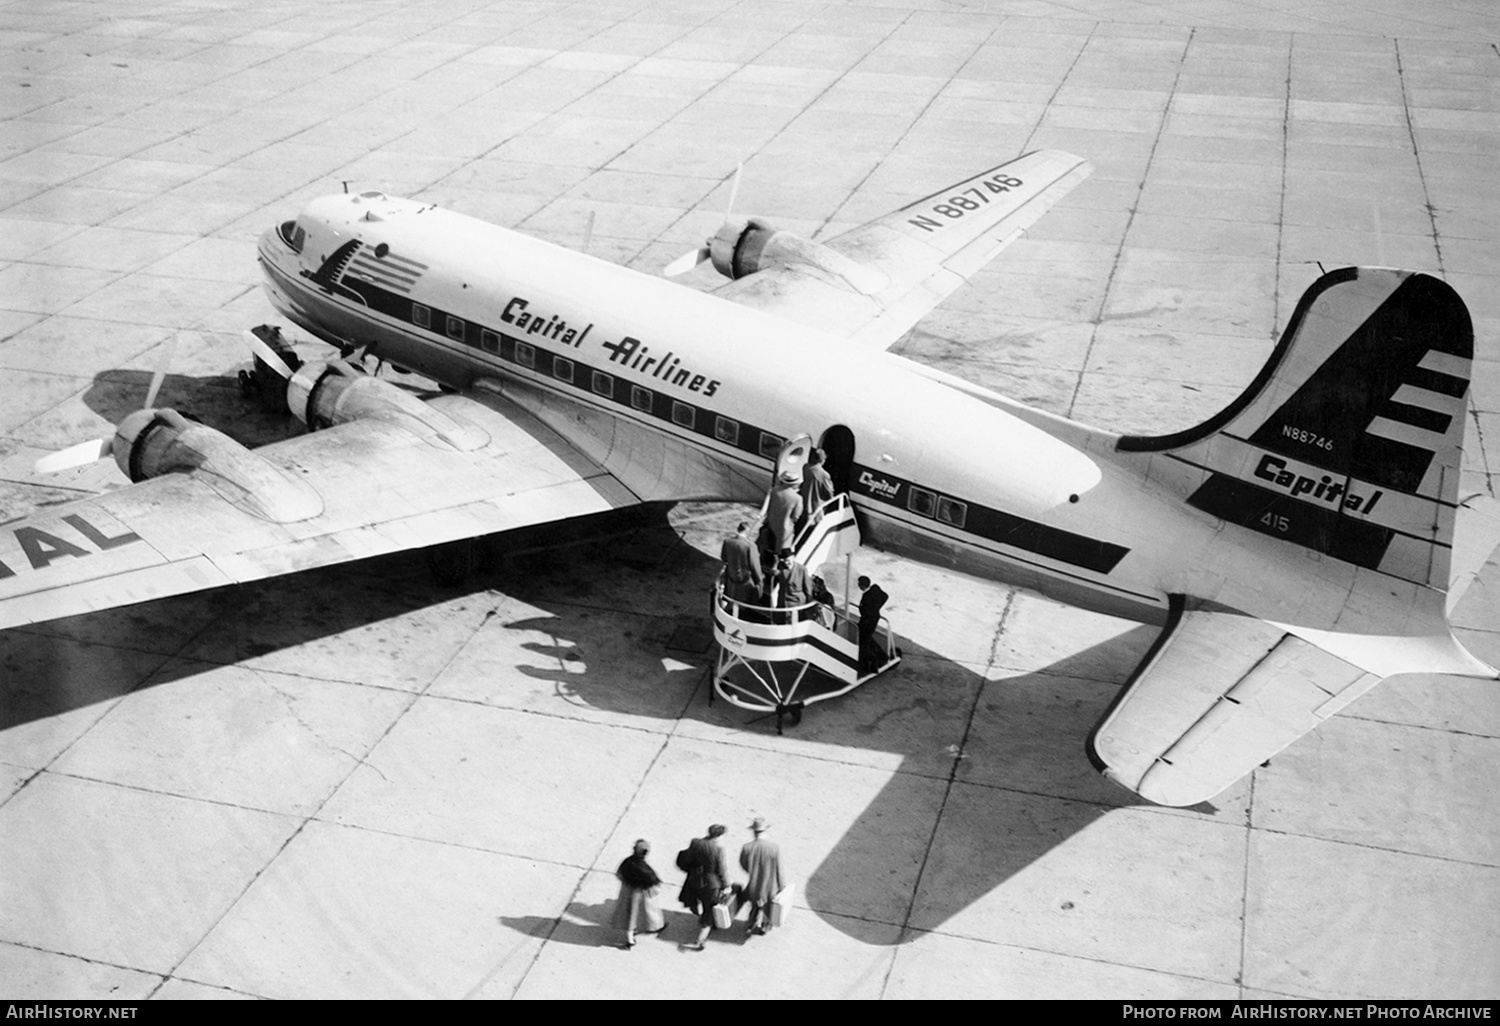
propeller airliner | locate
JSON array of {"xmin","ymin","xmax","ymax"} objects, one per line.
[{"xmin": 6, "ymin": 150, "xmax": 1497, "ymax": 807}]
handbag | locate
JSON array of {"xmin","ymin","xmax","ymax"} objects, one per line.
[{"xmin": 675, "ymin": 847, "xmax": 693, "ymax": 872}]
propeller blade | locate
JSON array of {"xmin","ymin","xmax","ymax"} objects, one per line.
[
  {"xmin": 34, "ymin": 437, "xmax": 112, "ymax": 474},
  {"xmin": 664, "ymin": 245, "xmax": 711, "ymax": 278},
  {"xmin": 582, "ymin": 210, "xmax": 596, "ymax": 256},
  {"xmin": 242, "ymin": 330, "xmax": 294, "ymax": 379},
  {"xmin": 724, "ymin": 162, "xmax": 743, "ymax": 222},
  {"xmin": 141, "ymin": 331, "xmax": 180, "ymax": 410}
]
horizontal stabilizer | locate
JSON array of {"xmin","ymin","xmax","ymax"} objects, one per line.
[
  {"xmin": 1088, "ymin": 597, "xmax": 1386, "ymax": 807},
  {"xmin": 1449, "ymin": 494, "xmax": 1500, "ymax": 614}
]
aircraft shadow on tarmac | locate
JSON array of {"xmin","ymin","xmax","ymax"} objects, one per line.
[{"xmin": 6, "ymin": 374, "xmax": 1187, "ymax": 946}]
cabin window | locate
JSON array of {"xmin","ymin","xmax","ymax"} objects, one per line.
[
  {"xmin": 480, "ymin": 330, "xmax": 499, "ymax": 354},
  {"xmin": 908, "ymin": 487, "xmax": 936, "ymax": 518},
  {"xmin": 631, "ymin": 385, "xmax": 653, "ymax": 412},
  {"xmin": 446, "ymin": 315, "xmax": 464, "ymax": 341},
  {"xmin": 672, "ymin": 401, "xmax": 695, "ymax": 429},
  {"xmin": 936, "ymin": 497, "xmax": 967, "ymax": 529},
  {"xmin": 554, "ymin": 356, "xmax": 573, "ymax": 383},
  {"xmin": 714, "ymin": 416, "xmax": 739, "ymax": 445},
  {"xmin": 592, "ymin": 370, "xmax": 613, "ymax": 398},
  {"xmin": 413, "ymin": 304, "xmax": 430, "ymax": 329},
  {"xmin": 758, "ymin": 432, "xmax": 783, "ymax": 458},
  {"xmin": 515, "ymin": 341, "xmax": 535, "ymax": 367}
]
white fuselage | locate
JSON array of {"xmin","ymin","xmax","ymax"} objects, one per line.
[{"xmin": 256, "ymin": 192, "xmax": 1403, "ymax": 634}]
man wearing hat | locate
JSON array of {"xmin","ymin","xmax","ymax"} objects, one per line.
[{"xmin": 739, "ymin": 816, "xmax": 786, "ymax": 935}]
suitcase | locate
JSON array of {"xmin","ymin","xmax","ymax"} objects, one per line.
[
  {"xmin": 711, "ymin": 899, "xmax": 732, "ymax": 930},
  {"xmin": 770, "ymin": 880, "xmax": 794, "ymax": 927}
]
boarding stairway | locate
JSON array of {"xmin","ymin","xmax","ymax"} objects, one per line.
[{"xmin": 709, "ymin": 491, "xmax": 902, "ymax": 731}]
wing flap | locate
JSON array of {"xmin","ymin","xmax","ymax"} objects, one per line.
[{"xmin": 1088, "ymin": 597, "xmax": 1383, "ymax": 807}]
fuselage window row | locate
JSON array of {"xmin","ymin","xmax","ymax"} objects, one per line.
[{"xmin": 343, "ymin": 275, "xmax": 1039, "ymax": 566}]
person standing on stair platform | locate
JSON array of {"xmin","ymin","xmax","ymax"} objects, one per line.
[
  {"xmin": 720, "ymin": 521, "xmax": 764, "ymax": 605},
  {"xmin": 856, "ymin": 575, "xmax": 889, "ymax": 675},
  {"xmin": 797, "ymin": 448, "xmax": 836, "ymax": 533},
  {"xmin": 776, "ymin": 557, "xmax": 812, "ymax": 612},
  {"xmin": 767, "ymin": 471, "xmax": 803, "ymax": 557}
]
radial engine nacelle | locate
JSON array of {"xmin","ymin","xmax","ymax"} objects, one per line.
[
  {"xmin": 112, "ymin": 408, "xmax": 323, "ymax": 524},
  {"xmin": 285, "ymin": 360, "xmax": 488, "ymax": 451},
  {"xmin": 707, "ymin": 216, "xmax": 888, "ymax": 296}
]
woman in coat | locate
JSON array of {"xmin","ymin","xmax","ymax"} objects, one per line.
[{"xmin": 612, "ymin": 839, "xmax": 664, "ymax": 949}]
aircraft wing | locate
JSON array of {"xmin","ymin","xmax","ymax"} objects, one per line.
[
  {"xmin": 715, "ymin": 150, "xmax": 1092, "ymax": 350},
  {"xmin": 1086, "ymin": 597, "xmax": 1387, "ymax": 807},
  {"xmin": 0, "ymin": 392, "xmax": 639, "ymax": 631}
]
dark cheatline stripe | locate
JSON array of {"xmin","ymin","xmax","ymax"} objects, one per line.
[
  {"xmin": 1188, "ymin": 474, "xmax": 1394, "ymax": 570},
  {"xmin": 323, "ymin": 266, "xmax": 1131, "ymax": 580},
  {"xmin": 737, "ymin": 626, "xmax": 859, "ymax": 670},
  {"xmin": 848, "ymin": 462, "xmax": 1128, "ymax": 574},
  {"xmin": 333, "ymin": 275, "xmax": 788, "ymax": 467}
]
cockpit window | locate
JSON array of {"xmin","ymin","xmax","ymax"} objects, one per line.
[{"xmin": 278, "ymin": 220, "xmax": 305, "ymax": 253}]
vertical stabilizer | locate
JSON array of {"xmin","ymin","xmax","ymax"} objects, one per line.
[{"xmin": 1121, "ymin": 268, "xmax": 1474, "ymax": 593}]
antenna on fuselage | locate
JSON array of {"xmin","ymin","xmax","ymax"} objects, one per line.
[{"xmin": 342, "ymin": 181, "xmax": 349, "ymax": 194}]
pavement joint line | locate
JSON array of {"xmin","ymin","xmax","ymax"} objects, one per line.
[
  {"xmin": 633, "ymin": 7, "xmax": 881, "ymax": 260},
  {"xmin": 1066, "ymin": 27, "xmax": 1195, "ymax": 420},
  {"xmin": 1016, "ymin": 21, "xmax": 1100, "ymax": 155},
  {"xmin": 1467, "ymin": 404, "xmax": 1495, "ymax": 493},
  {"xmin": 1245, "ymin": 822, "xmax": 1500, "ymax": 871},
  {"xmin": 148, "ymin": 812, "xmax": 313, "ymax": 1001},
  {"xmin": 487, "ymin": 710, "xmax": 682, "ymax": 999},
  {"xmin": 5, "ymin": 3, "xmax": 477, "ymax": 246},
  {"xmin": 1339, "ymin": 711, "xmax": 1500, "ymax": 742},
  {"xmin": 1, "ymin": 615, "xmax": 188, "ymax": 799},
  {"xmin": 875, "ymin": 588, "xmax": 1018, "ymax": 997},
  {"xmin": 1237, "ymin": 770, "xmax": 1258, "ymax": 997},
  {"xmin": 1271, "ymin": 33, "xmax": 1293, "ymax": 339},
  {"xmin": 133, "ymin": 568, "xmax": 503, "ymax": 994},
  {"xmin": 1393, "ymin": 37, "xmax": 1445, "ymax": 278},
  {"xmin": 34, "ymin": 766, "xmax": 305, "ymax": 820},
  {"xmin": 891, "ymin": 922, "xmax": 1244, "ymax": 990},
  {"xmin": 820, "ymin": 13, "xmax": 1005, "ymax": 237},
  {"xmin": 0, "ymin": 937, "xmax": 168, "ymax": 988}
]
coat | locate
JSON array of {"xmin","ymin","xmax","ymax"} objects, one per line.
[
  {"xmin": 677, "ymin": 836, "xmax": 730, "ymax": 925},
  {"xmin": 778, "ymin": 560, "xmax": 811, "ymax": 608},
  {"xmin": 613, "ymin": 854, "xmax": 664, "ymax": 933},
  {"xmin": 739, "ymin": 837, "xmax": 785, "ymax": 905},
  {"xmin": 858, "ymin": 583, "xmax": 888, "ymax": 639},
  {"xmin": 720, "ymin": 532, "xmax": 763, "ymax": 601},
  {"xmin": 800, "ymin": 463, "xmax": 836, "ymax": 518},
  {"xmin": 766, "ymin": 484, "xmax": 803, "ymax": 553}
]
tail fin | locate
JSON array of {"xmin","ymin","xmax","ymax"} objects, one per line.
[{"xmin": 1120, "ymin": 267, "xmax": 1474, "ymax": 592}]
